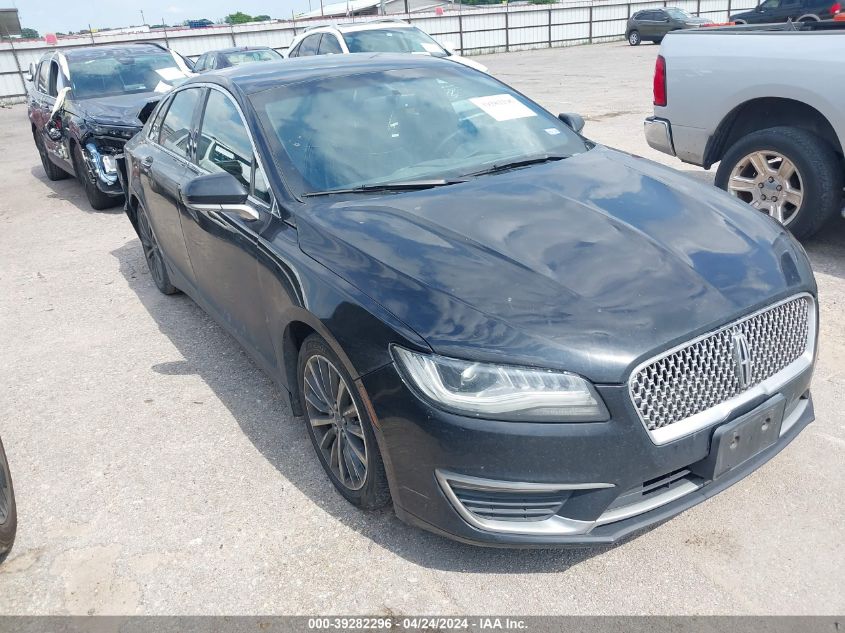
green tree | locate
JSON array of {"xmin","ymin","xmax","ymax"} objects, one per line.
[
  {"xmin": 225, "ymin": 12, "xmax": 253, "ymax": 24},
  {"xmin": 20, "ymin": 27, "xmax": 40, "ymax": 39}
]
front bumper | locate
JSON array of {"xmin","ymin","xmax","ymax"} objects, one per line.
[
  {"xmin": 644, "ymin": 116, "xmax": 676, "ymax": 157},
  {"xmin": 361, "ymin": 361, "xmax": 813, "ymax": 547}
]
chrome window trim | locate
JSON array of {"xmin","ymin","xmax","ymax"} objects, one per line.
[
  {"xmin": 628, "ymin": 293, "xmax": 816, "ymax": 446},
  {"xmin": 146, "ymin": 82, "xmax": 278, "ymax": 217}
]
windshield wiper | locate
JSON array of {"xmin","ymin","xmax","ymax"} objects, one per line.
[
  {"xmin": 464, "ymin": 154, "xmax": 569, "ymax": 178},
  {"xmin": 302, "ymin": 178, "xmax": 466, "ymax": 197}
]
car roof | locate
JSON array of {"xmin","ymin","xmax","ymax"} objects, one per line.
[
  {"xmin": 186, "ymin": 53, "xmax": 460, "ymax": 95},
  {"xmin": 304, "ymin": 21, "xmax": 416, "ymax": 35},
  {"xmin": 59, "ymin": 43, "xmax": 170, "ymax": 61},
  {"xmin": 208, "ymin": 46, "xmax": 277, "ymax": 55}
]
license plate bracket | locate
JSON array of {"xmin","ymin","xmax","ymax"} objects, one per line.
[{"xmin": 690, "ymin": 395, "xmax": 786, "ymax": 481}]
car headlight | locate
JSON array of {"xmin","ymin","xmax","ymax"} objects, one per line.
[{"xmin": 392, "ymin": 347, "xmax": 608, "ymax": 422}]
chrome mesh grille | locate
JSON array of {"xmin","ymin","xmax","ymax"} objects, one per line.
[{"xmin": 630, "ymin": 296, "xmax": 812, "ymax": 432}]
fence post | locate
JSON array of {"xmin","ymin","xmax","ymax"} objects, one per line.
[
  {"xmin": 5, "ymin": 35, "xmax": 26, "ymax": 99},
  {"xmin": 727, "ymin": 0, "xmax": 733, "ymax": 18},
  {"xmin": 696, "ymin": 0, "xmax": 701, "ymax": 16},
  {"xmin": 548, "ymin": 8, "xmax": 552, "ymax": 48},
  {"xmin": 458, "ymin": 13, "xmax": 464, "ymax": 53},
  {"xmin": 230, "ymin": 23, "xmax": 237, "ymax": 46},
  {"xmin": 161, "ymin": 19, "xmax": 170, "ymax": 48},
  {"xmin": 588, "ymin": 5, "xmax": 594, "ymax": 44},
  {"xmin": 504, "ymin": 6, "xmax": 509, "ymax": 52}
]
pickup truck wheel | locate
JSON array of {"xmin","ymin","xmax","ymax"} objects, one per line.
[
  {"xmin": 71, "ymin": 143, "xmax": 122, "ymax": 211},
  {"xmin": 716, "ymin": 126, "xmax": 844, "ymax": 240},
  {"xmin": 628, "ymin": 30, "xmax": 641, "ymax": 46},
  {"xmin": 0, "ymin": 437, "xmax": 16, "ymax": 565},
  {"xmin": 34, "ymin": 132, "xmax": 68, "ymax": 181}
]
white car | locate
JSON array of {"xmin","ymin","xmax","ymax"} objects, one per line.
[{"xmin": 285, "ymin": 20, "xmax": 488, "ymax": 73}]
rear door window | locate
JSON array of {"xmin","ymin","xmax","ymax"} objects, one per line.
[
  {"xmin": 298, "ymin": 34, "xmax": 322, "ymax": 56},
  {"xmin": 318, "ymin": 34, "xmax": 343, "ymax": 55},
  {"xmin": 159, "ymin": 88, "xmax": 202, "ymax": 158}
]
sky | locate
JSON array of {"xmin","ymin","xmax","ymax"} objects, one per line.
[{"xmin": 11, "ymin": 0, "xmax": 313, "ymax": 34}]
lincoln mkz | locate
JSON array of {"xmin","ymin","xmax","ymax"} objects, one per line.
[{"xmin": 122, "ymin": 54, "xmax": 817, "ymax": 546}]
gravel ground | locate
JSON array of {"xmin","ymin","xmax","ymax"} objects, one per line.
[{"xmin": 0, "ymin": 41, "xmax": 843, "ymax": 616}]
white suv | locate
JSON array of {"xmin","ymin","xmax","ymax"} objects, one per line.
[{"xmin": 285, "ymin": 20, "xmax": 488, "ymax": 73}]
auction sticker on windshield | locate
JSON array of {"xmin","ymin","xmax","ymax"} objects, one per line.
[{"xmin": 469, "ymin": 94, "xmax": 537, "ymax": 122}]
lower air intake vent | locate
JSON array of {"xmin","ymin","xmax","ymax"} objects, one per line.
[{"xmin": 450, "ymin": 485, "xmax": 570, "ymax": 522}]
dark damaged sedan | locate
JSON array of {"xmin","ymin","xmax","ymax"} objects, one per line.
[
  {"xmin": 123, "ymin": 55, "xmax": 817, "ymax": 546},
  {"xmin": 27, "ymin": 43, "xmax": 192, "ymax": 209}
]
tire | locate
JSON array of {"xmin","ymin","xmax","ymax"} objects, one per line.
[
  {"xmin": 34, "ymin": 131, "xmax": 68, "ymax": 181},
  {"xmin": 733, "ymin": 18, "xmax": 747, "ymax": 24},
  {"xmin": 628, "ymin": 30, "xmax": 641, "ymax": 46},
  {"xmin": 72, "ymin": 143, "xmax": 122, "ymax": 211},
  {"xmin": 297, "ymin": 334, "xmax": 390, "ymax": 510},
  {"xmin": 0, "ymin": 437, "xmax": 17, "ymax": 565},
  {"xmin": 136, "ymin": 202, "xmax": 178, "ymax": 295},
  {"xmin": 715, "ymin": 126, "xmax": 844, "ymax": 240}
]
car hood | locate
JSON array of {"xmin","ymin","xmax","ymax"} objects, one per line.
[
  {"xmin": 297, "ymin": 146, "xmax": 814, "ymax": 383},
  {"xmin": 71, "ymin": 93, "xmax": 162, "ymax": 128}
]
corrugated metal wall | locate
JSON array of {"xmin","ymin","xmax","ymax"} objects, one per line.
[{"xmin": 0, "ymin": 0, "xmax": 756, "ymax": 103}]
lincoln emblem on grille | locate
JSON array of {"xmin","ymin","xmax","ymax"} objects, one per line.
[{"xmin": 731, "ymin": 331, "xmax": 753, "ymax": 389}]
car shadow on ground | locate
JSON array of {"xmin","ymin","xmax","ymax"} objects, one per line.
[
  {"xmin": 29, "ymin": 165, "xmax": 124, "ymax": 215},
  {"xmin": 110, "ymin": 238, "xmax": 643, "ymax": 573}
]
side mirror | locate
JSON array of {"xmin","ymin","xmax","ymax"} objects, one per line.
[
  {"xmin": 558, "ymin": 112, "xmax": 585, "ymax": 134},
  {"xmin": 441, "ymin": 40, "xmax": 457, "ymax": 55},
  {"xmin": 181, "ymin": 172, "xmax": 259, "ymax": 221}
]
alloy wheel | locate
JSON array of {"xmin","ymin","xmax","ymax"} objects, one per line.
[
  {"xmin": 727, "ymin": 150, "xmax": 804, "ymax": 226},
  {"xmin": 303, "ymin": 355, "xmax": 369, "ymax": 491},
  {"xmin": 137, "ymin": 208, "xmax": 168, "ymax": 289}
]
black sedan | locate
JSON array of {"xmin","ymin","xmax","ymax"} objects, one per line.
[
  {"xmin": 193, "ymin": 46, "xmax": 284, "ymax": 73},
  {"xmin": 123, "ymin": 54, "xmax": 817, "ymax": 546},
  {"xmin": 0, "ymin": 437, "xmax": 15, "ymax": 563}
]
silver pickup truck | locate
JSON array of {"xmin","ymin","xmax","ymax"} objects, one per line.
[{"xmin": 645, "ymin": 21, "xmax": 845, "ymax": 239}]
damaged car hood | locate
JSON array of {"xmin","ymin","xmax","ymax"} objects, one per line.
[
  {"xmin": 69, "ymin": 93, "xmax": 161, "ymax": 129},
  {"xmin": 296, "ymin": 146, "xmax": 815, "ymax": 384}
]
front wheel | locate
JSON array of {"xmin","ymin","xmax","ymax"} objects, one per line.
[
  {"xmin": 298, "ymin": 334, "xmax": 390, "ymax": 509},
  {"xmin": 72, "ymin": 143, "xmax": 122, "ymax": 211},
  {"xmin": 0, "ymin": 437, "xmax": 17, "ymax": 564},
  {"xmin": 628, "ymin": 30, "xmax": 641, "ymax": 46},
  {"xmin": 715, "ymin": 126, "xmax": 844, "ymax": 240}
]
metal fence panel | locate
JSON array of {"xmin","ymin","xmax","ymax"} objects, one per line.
[{"xmin": 0, "ymin": 0, "xmax": 754, "ymax": 103}]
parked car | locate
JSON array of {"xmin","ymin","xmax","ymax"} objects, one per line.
[
  {"xmin": 285, "ymin": 19, "xmax": 488, "ymax": 73},
  {"xmin": 193, "ymin": 46, "xmax": 284, "ymax": 72},
  {"xmin": 731, "ymin": 0, "xmax": 842, "ymax": 24},
  {"xmin": 644, "ymin": 21, "xmax": 845, "ymax": 239},
  {"xmin": 0, "ymin": 437, "xmax": 16, "ymax": 564},
  {"xmin": 124, "ymin": 53, "xmax": 816, "ymax": 546},
  {"xmin": 626, "ymin": 7, "xmax": 713, "ymax": 45},
  {"xmin": 26, "ymin": 43, "xmax": 193, "ymax": 210}
]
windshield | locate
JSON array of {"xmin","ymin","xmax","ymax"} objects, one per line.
[
  {"xmin": 665, "ymin": 7, "xmax": 693, "ymax": 18},
  {"xmin": 343, "ymin": 27, "xmax": 448, "ymax": 56},
  {"xmin": 68, "ymin": 49, "xmax": 189, "ymax": 100},
  {"xmin": 223, "ymin": 49, "xmax": 283, "ymax": 66},
  {"xmin": 252, "ymin": 66, "xmax": 590, "ymax": 194}
]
